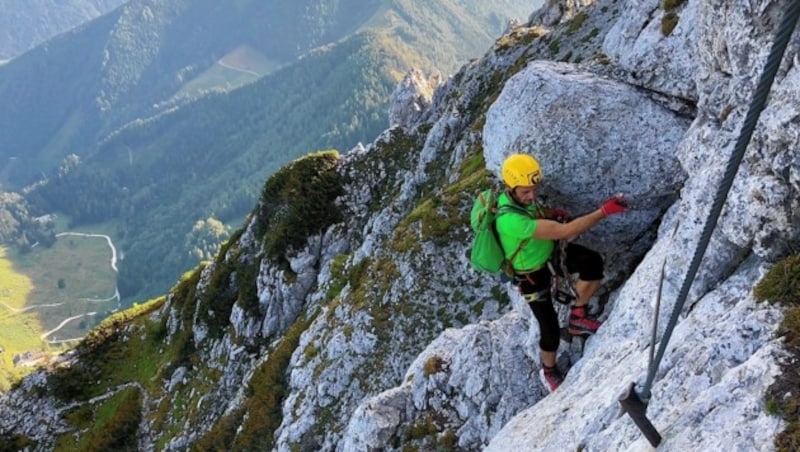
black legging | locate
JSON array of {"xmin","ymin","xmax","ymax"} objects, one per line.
[{"xmin": 514, "ymin": 243, "xmax": 604, "ymax": 352}]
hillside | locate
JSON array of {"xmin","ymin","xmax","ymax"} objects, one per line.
[
  {"xmin": 0, "ymin": 0, "xmax": 125, "ymax": 61},
  {"xmin": 1, "ymin": 0, "xmax": 798, "ymax": 450},
  {"xmin": 1, "ymin": 0, "xmax": 536, "ymax": 305},
  {"xmin": 92, "ymin": 30, "xmax": 424, "ymax": 301},
  {"xmin": 0, "ymin": 0, "xmax": 535, "ymax": 187}
]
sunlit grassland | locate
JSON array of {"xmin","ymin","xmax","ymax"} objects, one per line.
[
  {"xmin": 0, "ymin": 247, "xmax": 41, "ymax": 391},
  {"xmin": 13, "ymin": 235, "xmax": 118, "ymax": 337},
  {"xmin": 0, "ymin": 246, "xmax": 34, "ymax": 309},
  {"xmin": 0, "ymin": 230, "xmax": 117, "ymax": 390}
]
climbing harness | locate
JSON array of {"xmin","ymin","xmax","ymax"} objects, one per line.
[
  {"xmin": 550, "ymin": 240, "xmax": 579, "ymax": 305},
  {"xmin": 618, "ymin": 1, "xmax": 800, "ymax": 447}
]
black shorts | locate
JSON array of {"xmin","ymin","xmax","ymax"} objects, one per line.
[
  {"xmin": 514, "ymin": 242, "xmax": 604, "ymax": 298},
  {"xmin": 513, "ymin": 243, "xmax": 603, "ymax": 352}
]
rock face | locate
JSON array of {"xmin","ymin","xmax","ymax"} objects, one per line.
[
  {"xmin": 1, "ymin": 0, "xmax": 798, "ymax": 450},
  {"xmin": 603, "ymin": 0, "xmax": 700, "ymax": 100},
  {"xmin": 342, "ymin": 0, "xmax": 799, "ymax": 450},
  {"xmin": 342, "ymin": 313, "xmax": 538, "ymax": 451},
  {"xmin": 483, "ymin": 60, "xmax": 689, "ymax": 283},
  {"xmin": 389, "ymin": 69, "xmax": 441, "ymax": 130}
]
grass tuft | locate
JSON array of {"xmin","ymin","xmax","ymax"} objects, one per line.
[
  {"xmin": 661, "ymin": 12, "xmax": 680, "ymax": 36},
  {"xmin": 662, "ymin": 0, "xmax": 686, "ymax": 11},
  {"xmin": 423, "ymin": 356, "xmax": 445, "ymax": 376},
  {"xmin": 756, "ymin": 254, "xmax": 800, "ymax": 451},
  {"xmin": 754, "ymin": 255, "xmax": 800, "ymax": 305}
]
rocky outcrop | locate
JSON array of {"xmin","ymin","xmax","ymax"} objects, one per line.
[
  {"xmin": 483, "ymin": 60, "xmax": 689, "ymax": 283},
  {"xmin": 389, "ymin": 69, "xmax": 441, "ymax": 130},
  {"xmin": 487, "ymin": 0, "xmax": 799, "ymax": 449},
  {"xmin": 603, "ymin": 0, "xmax": 700, "ymax": 100},
  {"xmin": 530, "ymin": 0, "xmax": 595, "ymax": 26},
  {"xmin": 342, "ymin": 0, "xmax": 799, "ymax": 450},
  {"xmin": 342, "ymin": 312, "xmax": 539, "ymax": 451}
]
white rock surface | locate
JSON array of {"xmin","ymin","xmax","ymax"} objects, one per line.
[{"xmin": 483, "ymin": 60, "xmax": 690, "ymax": 282}]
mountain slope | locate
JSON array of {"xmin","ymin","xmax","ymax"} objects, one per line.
[
  {"xmin": 0, "ymin": 0, "xmax": 535, "ymax": 187},
  {"xmin": 0, "ymin": 0, "xmax": 126, "ymax": 61},
  {"xmin": 2, "ymin": 0, "xmax": 797, "ymax": 450},
  {"xmin": 96, "ymin": 30, "xmax": 424, "ymax": 301},
  {"xmin": 2, "ymin": 0, "xmax": 537, "ymax": 304}
]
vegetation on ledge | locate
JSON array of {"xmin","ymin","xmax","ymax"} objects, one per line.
[{"xmin": 756, "ymin": 254, "xmax": 800, "ymax": 452}]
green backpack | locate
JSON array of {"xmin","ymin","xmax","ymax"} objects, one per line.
[{"xmin": 469, "ymin": 188, "xmax": 530, "ymax": 275}]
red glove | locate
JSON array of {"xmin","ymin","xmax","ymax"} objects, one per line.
[
  {"xmin": 550, "ymin": 208, "xmax": 569, "ymax": 222},
  {"xmin": 600, "ymin": 196, "xmax": 627, "ymax": 216}
]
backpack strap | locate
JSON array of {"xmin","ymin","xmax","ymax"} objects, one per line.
[
  {"xmin": 494, "ymin": 204, "xmax": 535, "ymax": 274},
  {"xmin": 504, "ymin": 238, "xmax": 529, "ymax": 275}
]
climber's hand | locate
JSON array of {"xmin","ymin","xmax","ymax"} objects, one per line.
[
  {"xmin": 551, "ymin": 208, "xmax": 569, "ymax": 222},
  {"xmin": 600, "ymin": 195, "xmax": 627, "ymax": 216}
]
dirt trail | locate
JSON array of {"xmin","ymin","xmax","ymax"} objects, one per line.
[{"xmin": 56, "ymin": 232, "xmax": 119, "ymax": 273}]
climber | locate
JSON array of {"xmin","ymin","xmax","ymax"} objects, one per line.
[{"xmin": 495, "ymin": 153, "xmax": 627, "ymax": 393}]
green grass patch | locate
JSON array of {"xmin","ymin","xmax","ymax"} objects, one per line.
[
  {"xmin": 392, "ymin": 146, "xmax": 482, "ymax": 254},
  {"xmin": 567, "ymin": 11, "xmax": 588, "ymax": 35},
  {"xmin": 55, "ymin": 386, "xmax": 142, "ymax": 451},
  {"xmin": 662, "ymin": 0, "xmax": 686, "ymax": 10},
  {"xmin": 661, "ymin": 12, "xmax": 680, "ymax": 36},
  {"xmin": 755, "ymin": 255, "xmax": 800, "ymax": 303},
  {"xmin": 755, "ymin": 254, "xmax": 800, "ymax": 452},
  {"xmin": 582, "ymin": 27, "xmax": 600, "ymax": 43},
  {"xmin": 0, "ymin": 246, "xmax": 34, "ymax": 310},
  {"xmin": 47, "ymin": 296, "xmax": 168, "ymax": 402},
  {"xmin": 548, "ymin": 38, "xmax": 561, "ymax": 56},
  {"xmin": 0, "ymin": 246, "xmax": 44, "ymax": 390},
  {"xmin": 258, "ymin": 151, "xmax": 344, "ymax": 265},
  {"xmin": 226, "ymin": 312, "xmax": 317, "ymax": 450},
  {"xmin": 326, "ymin": 253, "xmax": 350, "ymax": 300},
  {"xmin": 175, "ymin": 45, "xmax": 284, "ymax": 100},
  {"xmin": 0, "ymin": 319, "xmax": 42, "ymax": 391},
  {"xmin": 8, "ymin": 233, "xmax": 118, "ymax": 339}
]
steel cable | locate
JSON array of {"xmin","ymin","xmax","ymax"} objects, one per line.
[{"xmin": 639, "ymin": 0, "xmax": 800, "ymax": 400}]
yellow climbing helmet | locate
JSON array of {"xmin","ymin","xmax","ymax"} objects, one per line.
[{"xmin": 501, "ymin": 153, "xmax": 542, "ymax": 188}]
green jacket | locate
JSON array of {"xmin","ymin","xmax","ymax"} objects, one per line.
[{"xmin": 495, "ymin": 192, "xmax": 554, "ymax": 272}]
